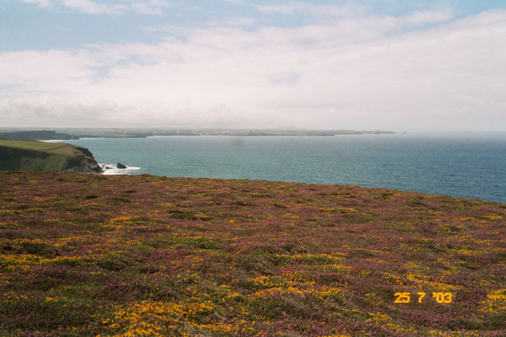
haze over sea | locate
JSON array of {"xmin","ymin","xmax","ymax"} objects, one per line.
[{"xmin": 59, "ymin": 132, "xmax": 506, "ymax": 204}]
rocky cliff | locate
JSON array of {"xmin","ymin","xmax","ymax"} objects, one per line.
[{"xmin": 0, "ymin": 140, "xmax": 102, "ymax": 173}]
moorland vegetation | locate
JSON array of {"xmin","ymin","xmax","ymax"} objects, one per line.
[{"xmin": 0, "ymin": 172, "xmax": 505, "ymax": 336}]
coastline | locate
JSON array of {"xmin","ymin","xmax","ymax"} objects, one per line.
[
  {"xmin": 99, "ymin": 163, "xmax": 141, "ymax": 175},
  {"xmin": 42, "ymin": 134, "xmax": 506, "ymax": 203}
]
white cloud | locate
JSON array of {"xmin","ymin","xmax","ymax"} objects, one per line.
[
  {"xmin": 254, "ymin": 4, "xmax": 299, "ymax": 15},
  {"xmin": 130, "ymin": 0, "xmax": 170, "ymax": 15},
  {"xmin": 144, "ymin": 17, "xmax": 257, "ymax": 31},
  {"xmin": 210, "ymin": 17, "xmax": 256, "ymax": 27},
  {"xmin": 222, "ymin": 0, "xmax": 242, "ymax": 4},
  {"xmin": 0, "ymin": 50, "xmax": 99, "ymax": 99},
  {"xmin": 62, "ymin": 0, "xmax": 126, "ymax": 15},
  {"xmin": 254, "ymin": 2, "xmax": 365, "ymax": 18},
  {"xmin": 401, "ymin": 10, "xmax": 454, "ymax": 25},
  {"xmin": 1, "ymin": 9, "xmax": 506, "ymax": 130},
  {"xmin": 21, "ymin": 0, "xmax": 169, "ymax": 15},
  {"xmin": 22, "ymin": 0, "xmax": 54, "ymax": 8}
]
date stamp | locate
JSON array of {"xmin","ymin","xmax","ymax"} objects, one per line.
[{"xmin": 394, "ymin": 292, "xmax": 453, "ymax": 304}]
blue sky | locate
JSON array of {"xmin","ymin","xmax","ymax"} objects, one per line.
[{"xmin": 1, "ymin": 0, "xmax": 506, "ymax": 131}]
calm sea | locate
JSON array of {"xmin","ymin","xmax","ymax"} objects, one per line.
[{"xmin": 59, "ymin": 133, "xmax": 506, "ymax": 204}]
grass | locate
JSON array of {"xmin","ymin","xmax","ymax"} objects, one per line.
[
  {"xmin": 0, "ymin": 171, "xmax": 505, "ymax": 336},
  {"xmin": 0, "ymin": 140, "xmax": 79, "ymax": 154},
  {"xmin": 0, "ymin": 140, "xmax": 96, "ymax": 172}
]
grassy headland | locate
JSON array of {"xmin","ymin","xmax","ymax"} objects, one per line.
[
  {"xmin": 0, "ymin": 140, "xmax": 102, "ymax": 173},
  {"xmin": 0, "ymin": 172, "xmax": 505, "ymax": 336}
]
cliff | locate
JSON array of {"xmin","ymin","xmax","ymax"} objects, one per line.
[{"xmin": 0, "ymin": 140, "xmax": 102, "ymax": 173}]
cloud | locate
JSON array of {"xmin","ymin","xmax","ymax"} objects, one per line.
[
  {"xmin": 253, "ymin": 2, "xmax": 365, "ymax": 18},
  {"xmin": 401, "ymin": 10, "xmax": 454, "ymax": 25},
  {"xmin": 0, "ymin": 49, "xmax": 98, "ymax": 94},
  {"xmin": 21, "ymin": 0, "xmax": 54, "ymax": 8},
  {"xmin": 130, "ymin": 0, "xmax": 170, "ymax": 15},
  {"xmin": 255, "ymin": 3, "xmax": 454, "ymax": 30},
  {"xmin": 1, "ymin": 9, "xmax": 506, "ymax": 130},
  {"xmin": 222, "ymin": 0, "xmax": 242, "ymax": 4},
  {"xmin": 210, "ymin": 17, "xmax": 257, "ymax": 27},
  {"xmin": 143, "ymin": 18, "xmax": 256, "ymax": 32},
  {"xmin": 0, "ymin": 97, "xmax": 130, "ymax": 127},
  {"xmin": 21, "ymin": 0, "xmax": 169, "ymax": 15},
  {"xmin": 62, "ymin": 0, "xmax": 127, "ymax": 15}
]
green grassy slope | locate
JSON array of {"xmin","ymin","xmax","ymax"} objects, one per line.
[
  {"xmin": 0, "ymin": 140, "xmax": 101, "ymax": 173},
  {"xmin": 0, "ymin": 140, "xmax": 80, "ymax": 153}
]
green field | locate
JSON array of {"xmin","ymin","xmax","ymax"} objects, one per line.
[
  {"xmin": 0, "ymin": 140, "xmax": 80, "ymax": 153},
  {"xmin": 0, "ymin": 140, "xmax": 100, "ymax": 173}
]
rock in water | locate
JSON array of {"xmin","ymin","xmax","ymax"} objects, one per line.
[{"xmin": 117, "ymin": 163, "xmax": 127, "ymax": 169}]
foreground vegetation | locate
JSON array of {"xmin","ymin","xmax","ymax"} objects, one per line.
[{"xmin": 0, "ymin": 171, "xmax": 505, "ymax": 336}]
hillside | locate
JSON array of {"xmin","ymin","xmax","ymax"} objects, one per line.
[
  {"xmin": 0, "ymin": 172, "xmax": 505, "ymax": 336},
  {"xmin": 0, "ymin": 130, "xmax": 78, "ymax": 141},
  {"xmin": 0, "ymin": 140, "xmax": 102, "ymax": 173}
]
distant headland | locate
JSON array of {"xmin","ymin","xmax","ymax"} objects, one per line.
[{"xmin": 0, "ymin": 128, "xmax": 396, "ymax": 140}]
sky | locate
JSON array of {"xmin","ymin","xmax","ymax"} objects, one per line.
[{"xmin": 1, "ymin": 0, "xmax": 506, "ymax": 131}]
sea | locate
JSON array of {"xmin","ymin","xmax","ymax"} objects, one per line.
[{"xmin": 55, "ymin": 132, "xmax": 506, "ymax": 204}]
